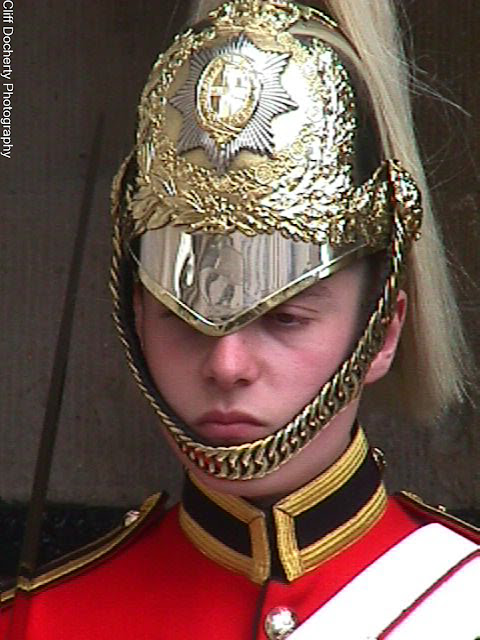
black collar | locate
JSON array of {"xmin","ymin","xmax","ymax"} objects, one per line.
[{"xmin": 180, "ymin": 427, "xmax": 386, "ymax": 583}]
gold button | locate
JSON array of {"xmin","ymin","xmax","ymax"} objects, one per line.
[
  {"xmin": 264, "ymin": 607, "xmax": 299, "ymax": 640},
  {"xmin": 123, "ymin": 510, "xmax": 140, "ymax": 527},
  {"xmin": 372, "ymin": 446, "xmax": 387, "ymax": 472}
]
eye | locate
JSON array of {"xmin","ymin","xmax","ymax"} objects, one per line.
[
  {"xmin": 158, "ymin": 309, "xmax": 175, "ymax": 320},
  {"xmin": 275, "ymin": 312, "xmax": 298, "ymax": 325},
  {"xmin": 266, "ymin": 311, "xmax": 306, "ymax": 328}
]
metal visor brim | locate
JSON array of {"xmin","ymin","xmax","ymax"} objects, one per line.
[{"xmin": 132, "ymin": 227, "xmax": 373, "ymax": 336}]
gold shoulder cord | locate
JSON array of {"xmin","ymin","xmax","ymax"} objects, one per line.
[
  {"xmin": 398, "ymin": 492, "xmax": 480, "ymax": 538},
  {"xmin": 0, "ymin": 494, "xmax": 164, "ymax": 606}
]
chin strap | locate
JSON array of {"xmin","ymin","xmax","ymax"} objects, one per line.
[{"xmin": 111, "ymin": 160, "xmax": 420, "ymax": 481}]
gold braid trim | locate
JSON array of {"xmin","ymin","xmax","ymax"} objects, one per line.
[{"xmin": 276, "ymin": 483, "xmax": 388, "ymax": 581}]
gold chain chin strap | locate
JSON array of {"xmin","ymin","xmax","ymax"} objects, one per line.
[{"xmin": 110, "ymin": 162, "xmax": 410, "ymax": 481}]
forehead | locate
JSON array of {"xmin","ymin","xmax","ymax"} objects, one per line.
[
  {"xmin": 284, "ymin": 260, "xmax": 366, "ymax": 303},
  {"xmin": 287, "ymin": 280, "xmax": 336, "ymax": 303}
]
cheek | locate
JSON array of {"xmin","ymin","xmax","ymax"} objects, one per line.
[
  {"xmin": 142, "ymin": 320, "xmax": 193, "ymax": 387},
  {"xmin": 284, "ymin": 323, "xmax": 355, "ymax": 388}
]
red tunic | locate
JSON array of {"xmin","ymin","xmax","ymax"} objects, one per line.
[{"xmin": 1, "ymin": 429, "xmax": 478, "ymax": 639}]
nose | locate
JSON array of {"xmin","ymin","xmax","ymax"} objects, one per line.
[{"xmin": 201, "ymin": 329, "xmax": 260, "ymax": 390}]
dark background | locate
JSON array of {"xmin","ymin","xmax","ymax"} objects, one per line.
[{"xmin": 1, "ymin": 1, "xmax": 479, "ymax": 577}]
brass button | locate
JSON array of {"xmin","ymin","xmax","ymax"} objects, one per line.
[
  {"xmin": 123, "ymin": 510, "xmax": 140, "ymax": 527},
  {"xmin": 264, "ymin": 607, "xmax": 299, "ymax": 640},
  {"xmin": 372, "ymin": 446, "xmax": 387, "ymax": 472}
]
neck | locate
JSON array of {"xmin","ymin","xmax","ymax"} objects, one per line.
[
  {"xmin": 249, "ymin": 422, "xmax": 354, "ymax": 508},
  {"xmin": 187, "ymin": 405, "xmax": 358, "ymax": 501}
]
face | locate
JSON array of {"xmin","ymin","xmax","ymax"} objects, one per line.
[{"xmin": 134, "ymin": 261, "xmax": 405, "ymax": 500}]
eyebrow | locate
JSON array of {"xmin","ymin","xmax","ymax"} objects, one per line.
[{"xmin": 288, "ymin": 284, "xmax": 334, "ymax": 303}]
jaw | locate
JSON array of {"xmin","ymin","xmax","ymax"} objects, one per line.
[{"xmin": 183, "ymin": 401, "xmax": 360, "ymax": 501}]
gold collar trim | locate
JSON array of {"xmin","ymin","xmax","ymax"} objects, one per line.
[{"xmin": 180, "ymin": 428, "xmax": 386, "ymax": 583}]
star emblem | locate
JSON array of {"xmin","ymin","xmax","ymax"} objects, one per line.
[{"xmin": 170, "ymin": 35, "xmax": 297, "ymax": 173}]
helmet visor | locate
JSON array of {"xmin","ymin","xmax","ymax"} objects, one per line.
[{"xmin": 135, "ymin": 226, "xmax": 368, "ymax": 335}]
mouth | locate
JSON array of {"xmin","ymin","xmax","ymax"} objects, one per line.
[{"xmin": 194, "ymin": 411, "xmax": 265, "ymax": 446}]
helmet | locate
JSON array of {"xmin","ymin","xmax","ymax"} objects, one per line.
[{"xmin": 110, "ymin": 0, "xmax": 424, "ymax": 481}]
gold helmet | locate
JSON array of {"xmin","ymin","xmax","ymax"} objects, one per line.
[{"xmin": 111, "ymin": 0, "xmax": 422, "ymax": 481}]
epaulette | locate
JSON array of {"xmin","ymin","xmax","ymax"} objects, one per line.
[
  {"xmin": 0, "ymin": 492, "xmax": 166, "ymax": 608},
  {"xmin": 396, "ymin": 490, "xmax": 480, "ymax": 544}
]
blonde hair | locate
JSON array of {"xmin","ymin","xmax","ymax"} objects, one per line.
[{"xmin": 188, "ymin": 0, "xmax": 470, "ymax": 421}]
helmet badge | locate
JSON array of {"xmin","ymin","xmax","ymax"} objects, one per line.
[{"xmin": 170, "ymin": 35, "xmax": 298, "ymax": 173}]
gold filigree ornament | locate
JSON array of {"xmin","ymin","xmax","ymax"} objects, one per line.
[{"xmin": 110, "ymin": 0, "xmax": 423, "ymax": 480}]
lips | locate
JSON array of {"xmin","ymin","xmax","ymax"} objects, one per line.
[
  {"xmin": 194, "ymin": 410, "xmax": 264, "ymax": 445},
  {"xmin": 196, "ymin": 410, "xmax": 262, "ymax": 426}
]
